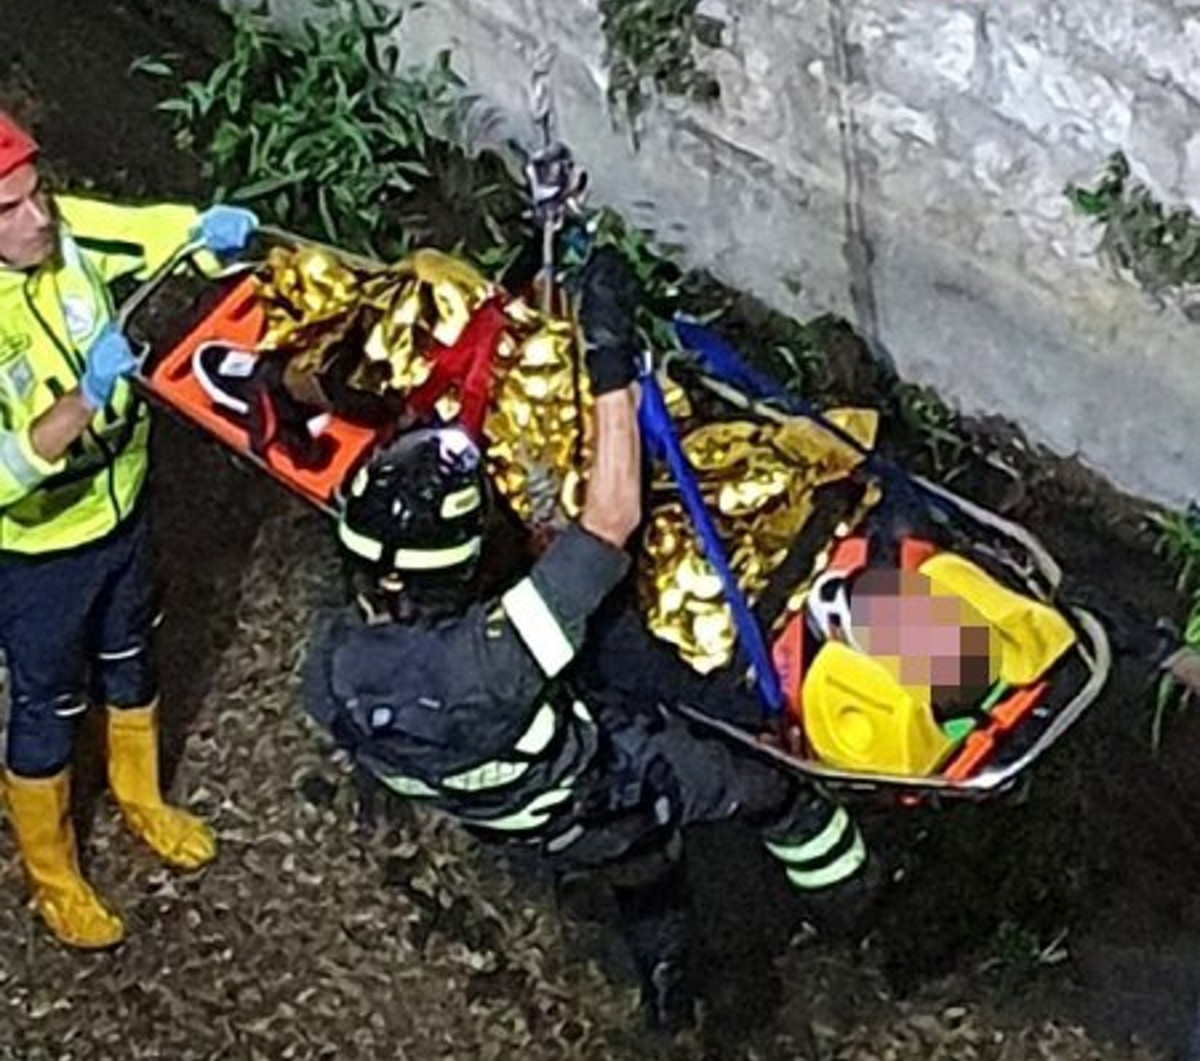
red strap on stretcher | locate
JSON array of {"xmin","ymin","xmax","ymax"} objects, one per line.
[{"xmin": 406, "ymin": 297, "xmax": 510, "ymax": 439}]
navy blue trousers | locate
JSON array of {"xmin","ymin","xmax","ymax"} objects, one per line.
[{"xmin": 0, "ymin": 505, "xmax": 159, "ymax": 777}]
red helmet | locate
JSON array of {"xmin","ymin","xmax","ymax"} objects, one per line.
[{"xmin": 0, "ymin": 112, "xmax": 37, "ymax": 179}]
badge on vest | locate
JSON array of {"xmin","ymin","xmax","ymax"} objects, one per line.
[
  {"xmin": 0, "ymin": 330, "xmax": 31, "ymax": 365},
  {"xmin": 61, "ymin": 294, "xmax": 98, "ymax": 345},
  {"xmin": 0, "ymin": 335, "xmax": 35, "ymax": 399}
]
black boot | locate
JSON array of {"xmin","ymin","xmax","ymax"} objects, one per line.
[
  {"xmin": 794, "ymin": 847, "xmax": 887, "ymax": 941},
  {"xmin": 611, "ymin": 855, "xmax": 697, "ymax": 1033},
  {"xmin": 641, "ymin": 956, "xmax": 694, "ymax": 1034},
  {"xmin": 762, "ymin": 791, "xmax": 886, "ymax": 941}
]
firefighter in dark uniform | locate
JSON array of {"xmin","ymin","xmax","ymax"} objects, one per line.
[{"xmin": 303, "ymin": 248, "xmax": 874, "ymax": 1030}]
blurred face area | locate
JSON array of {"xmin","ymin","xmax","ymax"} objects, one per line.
[
  {"xmin": 0, "ymin": 162, "xmax": 56, "ymax": 269},
  {"xmin": 850, "ymin": 568, "xmax": 999, "ymax": 704}
]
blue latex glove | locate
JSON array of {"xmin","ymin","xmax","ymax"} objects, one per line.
[
  {"xmin": 81, "ymin": 323, "xmax": 138, "ymax": 410},
  {"xmin": 193, "ymin": 204, "xmax": 259, "ymax": 258}
]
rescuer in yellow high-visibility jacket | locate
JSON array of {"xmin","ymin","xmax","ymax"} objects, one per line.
[{"xmin": 0, "ymin": 110, "xmax": 258, "ymax": 949}]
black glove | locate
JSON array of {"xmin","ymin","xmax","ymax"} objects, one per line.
[{"xmin": 579, "ymin": 246, "xmax": 641, "ymax": 395}]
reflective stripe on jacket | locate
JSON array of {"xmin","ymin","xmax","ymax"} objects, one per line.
[{"xmin": 306, "ymin": 524, "xmax": 633, "ymax": 838}]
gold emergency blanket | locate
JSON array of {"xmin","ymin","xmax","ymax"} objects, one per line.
[
  {"xmin": 483, "ymin": 303, "xmax": 593, "ymax": 526},
  {"xmin": 255, "ymin": 246, "xmax": 492, "ymax": 409},
  {"xmin": 639, "ymin": 408, "xmax": 879, "ymax": 673},
  {"xmin": 249, "ymin": 244, "xmax": 879, "ymax": 675},
  {"xmin": 251, "ymin": 245, "xmax": 591, "ymax": 526}
]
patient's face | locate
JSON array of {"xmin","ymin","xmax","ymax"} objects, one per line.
[{"xmin": 850, "ymin": 568, "xmax": 997, "ymax": 699}]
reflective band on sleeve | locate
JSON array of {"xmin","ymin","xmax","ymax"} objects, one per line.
[
  {"xmin": 436, "ymin": 702, "xmax": 563, "ymax": 791},
  {"xmin": 442, "ymin": 758, "xmax": 531, "ymax": 792},
  {"xmin": 0, "ymin": 431, "xmax": 46, "ymax": 488},
  {"xmin": 763, "ymin": 806, "xmax": 853, "ymax": 866},
  {"xmin": 514, "ymin": 703, "xmax": 559, "ymax": 756},
  {"xmin": 472, "ymin": 783, "xmax": 576, "ymax": 833},
  {"xmin": 501, "ymin": 577, "xmax": 576, "ymax": 678},
  {"xmin": 379, "ymin": 773, "xmax": 439, "ymax": 799},
  {"xmin": 781, "ymin": 832, "xmax": 867, "ymax": 890}
]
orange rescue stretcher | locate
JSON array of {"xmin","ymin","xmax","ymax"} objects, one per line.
[
  {"xmin": 119, "ymin": 228, "xmax": 387, "ymax": 515},
  {"xmin": 116, "ymin": 229, "xmax": 1111, "ymax": 804}
]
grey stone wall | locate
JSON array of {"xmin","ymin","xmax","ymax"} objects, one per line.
[{"xmin": 253, "ymin": 0, "xmax": 1200, "ymax": 506}]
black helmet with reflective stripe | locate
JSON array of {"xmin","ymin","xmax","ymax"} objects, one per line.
[{"xmin": 338, "ymin": 426, "xmax": 489, "ymax": 579}]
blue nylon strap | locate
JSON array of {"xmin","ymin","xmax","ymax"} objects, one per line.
[
  {"xmin": 638, "ymin": 365, "xmax": 785, "ymax": 715},
  {"xmin": 671, "ymin": 316, "xmax": 955, "ymax": 523}
]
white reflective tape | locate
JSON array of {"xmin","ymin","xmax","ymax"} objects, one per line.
[
  {"xmin": 442, "ymin": 758, "xmax": 531, "ymax": 792},
  {"xmin": 379, "ymin": 773, "xmax": 439, "ymax": 799},
  {"xmin": 338, "ymin": 521, "xmax": 384, "ymax": 563},
  {"xmin": 476, "ymin": 783, "xmax": 575, "ymax": 833},
  {"xmin": 783, "ymin": 833, "xmax": 867, "ymax": 891},
  {"xmin": 97, "ymin": 644, "xmax": 144, "ymax": 662},
  {"xmin": 60, "ymin": 231, "xmax": 83, "ymax": 270},
  {"xmin": 501, "ymin": 578, "xmax": 576, "ymax": 678},
  {"xmin": 544, "ymin": 822, "xmax": 586, "ymax": 853},
  {"xmin": 514, "ymin": 703, "xmax": 559, "ymax": 756},
  {"xmin": 392, "ymin": 538, "xmax": 480, "ymax": 571},
  {"xmin": 376, "ymin": 699, "xmax": 565, "ymax": 799},
  {"xmin": 441, "ymin": 485, "xmax": 481, "ymax": 519},
  {"xmin": 0, "ymin": 431, "xmax": 44, "ymax": 488},
  {"xmin": 764, "ymin": 806, "xmax": 853, "ymax": 866}
]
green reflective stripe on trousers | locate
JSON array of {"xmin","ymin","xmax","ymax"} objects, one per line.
[
  {"xmin": 763, "ymin": 806, "xmax": 852, "ymax": 865},
  {"xmin": 782, "ymin": 831, "xmax": 867, "ymax": 890}
]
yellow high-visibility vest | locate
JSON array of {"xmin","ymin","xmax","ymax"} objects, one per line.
[{"xmin": 0, "ymin": 195, "xmax": 200, "ymax": 554}]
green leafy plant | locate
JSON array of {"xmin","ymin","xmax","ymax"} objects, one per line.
[
  {"xmin": 1151, "ymin": 503, "xmax": 1200, "ymax": 595},
  {"xmin": 1066, "ymin": 152, "xmax": 1200, "ymax": 296},
  {"xmin": 893, "ymin": 382, "xmax": 969, "ymax": 478},
  {"xmin": 131, "ymin": 0, "xmax": 519, "ymax": 260},
  {"xmin": 598, "ymin": 0, "xmax": 723, "ymax": 147},
  {"xmin": 767, "ymin": 337, "xmax": 827, "ymax": 400},
  {"xmin": 1149, "ymin": 503, "xmax": 1200, "ymax": 749},
  {"xmin": 979, "ymin": 920, "xmax": 1069, "ymax": 987},
  {"xmin": 1150, "ymin": 592, "xmax": 1200, "ymax": 751}
]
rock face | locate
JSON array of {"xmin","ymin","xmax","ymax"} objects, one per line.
[{"xmin": 252, "ymin": 0, "xmax": 1200, "ymax": 506}]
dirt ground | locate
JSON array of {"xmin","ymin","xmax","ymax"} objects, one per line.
[{"xmin": 2, "ymin": 1, "xmax": 1199, "ymax": 1059}]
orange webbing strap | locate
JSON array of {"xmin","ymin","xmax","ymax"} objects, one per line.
[{"xmin": 942, "ymin": 681, "xmax": 1048, "ymax": 781}]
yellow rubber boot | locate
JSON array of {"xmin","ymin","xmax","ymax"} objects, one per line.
[
  {"xmin": 106, "ymin": 703, "xmax": 216, "ymax": 871},
  {"xmin": 4, "ymin": 770, "xmax": 125, "ymax": 949}
]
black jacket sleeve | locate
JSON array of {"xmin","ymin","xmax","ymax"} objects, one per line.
[{"xmin": 520, "ymin": 522, "xmax": 632, "ymax": 653}]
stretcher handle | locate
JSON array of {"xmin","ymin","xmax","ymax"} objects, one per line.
[
  {"xmin": 253, "ymin": 224, "xmax": 385, "ymax": 271},
  {"xmin": 115, "ymin": 238, "xmax": 208, "ymax": 334},
  {"xmin": 115, "ymin": 225, "xmax": 387, "ymax": 342}
]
